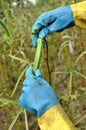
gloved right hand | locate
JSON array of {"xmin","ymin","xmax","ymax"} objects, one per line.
[
  {"xmin": 32, "ymin": 6, "xmax": 75, "ymax": 47},
  {"xmin": 19, "ymin": 66, "xmax": 59, "ymax": 117}
]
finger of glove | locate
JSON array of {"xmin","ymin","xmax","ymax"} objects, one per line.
[
  {"xmin": 39, "ymin": 14, "xmax": 72, "ymax": 38},
  {"xmin": 19, "ymin": 95, "xmax": 34, "ymax": 113},
  {"xmin": 25, "ymin": 66, "xmax": 35, "ymax": 78},
  {"xmin": 32, "ymin": 33, "xmax": 46, "ymax": 47},
  {"xmin": 46, "ymin": 16, "xmax": 67, "ymax": 32},
  {"xmin": 38, "ymin": 18, "xmax": 61, "ymax": 38},
  {"xmin": 25, "ymin": 66, "xmax": 43, "ymax": 81},
  {"xmin": 19, "ymin": 94, "xmax": 26, "ymax": 108},
  {"xmin": 32, "ymin": 14, "xmax": 56, "ymax": 33},
  {"xmin": 32, "ymin": 15, "xmax": 56, "ymax": 47},
  {"xmin": 19, "ymin": 94, "xmax": 37, "ymax": 115},
  {"xmin": 46, "ymin": 14, "xmax": 75, "ymax": 33},
  {"xmin": 39, "ymin": 27, "xmax": 51, "ymax": 39},
  {"xmin": 32, "ymin": 15, "xmax": 56, "ymax": 41},
  {"xmin": 32, "ymin": 33, "xmax": 38, "ymax": 47},
  {"xmin": 35, "ymin": 69, "xmax": 43, "ymax": 79},
  {"xmin": 38, "ymin": 18, "xmax": 64, "ymax": 38}
]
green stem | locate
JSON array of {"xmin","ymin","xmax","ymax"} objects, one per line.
[{"xmin": 67, "ymin": 72, "xmax": 73, "ymax": 102}]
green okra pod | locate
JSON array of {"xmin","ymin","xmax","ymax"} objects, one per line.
[{"xmin": 33, "ymin": 38, "xmax": 44, "ymax": 73}]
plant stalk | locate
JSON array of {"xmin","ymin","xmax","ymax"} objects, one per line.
[{"xmin": 45, "ymin": 39, "xmax": 51, "ymax": 85}]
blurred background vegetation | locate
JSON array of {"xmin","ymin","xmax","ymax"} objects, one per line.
[{"xmin": 0, "ymin": 0, "xmax": 86, "ymax": 130}]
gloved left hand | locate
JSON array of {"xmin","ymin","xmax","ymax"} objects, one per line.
[
  {"xmin": 32, "ymin": 6, "xmax": 75, "ymax": 47},
  {"xmin": 19, "ymin": 66, "xmax": 59, "ymax": 117}
]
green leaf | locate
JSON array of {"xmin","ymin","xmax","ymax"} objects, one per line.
[
  {"xmin": 8, "ymin": 108, "xmax": 23, "ymax": 130},
  {"xmin": 0, "ymin": 20, "xmax": 10, "ymax": 37}
]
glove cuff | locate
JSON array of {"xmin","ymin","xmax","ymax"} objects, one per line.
[{"xmin": 37, "ymin": 94, "xmax": 59, "ymax": 117}]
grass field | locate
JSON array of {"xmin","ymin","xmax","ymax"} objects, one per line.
[{"xmin": 0, "ymin": 0, "xmax": 86, "ymax": 130}]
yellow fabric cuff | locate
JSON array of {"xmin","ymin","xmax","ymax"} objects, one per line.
[
  {"xmin": 38, "ymin": 104, "xmax": 76, "ymax": 130},
  {"xmin": 70, "ymin": 1, "xmax": 86, "ymax": 29}
]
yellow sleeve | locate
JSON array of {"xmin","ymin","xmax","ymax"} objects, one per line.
[
  {"xmin": 70, "ymin": 1, "xmax": 86, "ymax": 29},
  {"xmin": 38, "ymin": 104, "xmax": 76, "ymax": 130}
]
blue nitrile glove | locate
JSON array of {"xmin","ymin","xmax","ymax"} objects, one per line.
[
  {"xmin": 19, "ymin": 66, "xmax": 59, "ymax": 117},
  {"xmin": 32, "ymin": 6, "xmax": 75, "ymax": 47}
]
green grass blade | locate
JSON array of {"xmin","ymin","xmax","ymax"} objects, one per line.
[
  {"xmin": 0, "ymin": 20, "xmax": 10, "ymax": 37},
  {"xmin": 0, "ymin": 97, "xmax": 17, "ymax": 105},
  {"xmin": 73, "ymin": 70, "xmax": 86, "ymax": 80},
  {"xmin": 8, "ymin": 54, "xmax": 29, "ymax": 64},
  {"xmin": 11, "ymin": 65, "xmax": 29, "ymax": 97},
  {"xmin": 8, "ymin": 108, "xmax": 23, "ymax": 130},
  {"xmin": 24, "ymin": 110, "xmax": 29, "ymax": 130},
  {"xmin": 73, "ymin": 51, "xmax": 86, "ymax": 68}
]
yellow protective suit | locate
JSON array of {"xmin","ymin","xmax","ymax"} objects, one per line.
[
  {"xmin": 38, "ymin": 1, "xmax": 86, "ymax": 130},
  {"xmin": 71, "ymin": 1, "xmax": 86, "ymax": 29},
  {"xmin": 38, "ymin": 105, "xmax": 76, "ymax": 130}
]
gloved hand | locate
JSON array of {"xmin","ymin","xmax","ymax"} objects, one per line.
[
  {"xmin": 19, "ymin": 66, "xmax": 59, "ymax": 117},
  {"xmin": 32, "ymin": 6, "xmax": 75, "ymax": 47}
]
